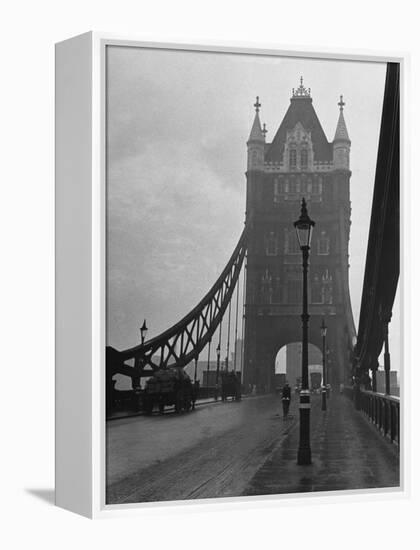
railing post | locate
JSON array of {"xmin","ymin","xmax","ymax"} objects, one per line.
[
  {"xmin": 381, "ymin": 310, "xmax": 392, "ymax": 396},
  {"xmin": 390, "ymin": 403, "xmax": 395, "ymax": 443},
  {"xmin": 371, "ymin": 361, "xmax": 378, "ymax": 393}
]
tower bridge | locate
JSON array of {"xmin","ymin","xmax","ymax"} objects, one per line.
[
  {"xmin": 243, "ymin": 76, "xmax": 355, "ymax": 393},
  {"xmin": 106, "ymin": 64, "xmax": 400, "ymax": 503}
]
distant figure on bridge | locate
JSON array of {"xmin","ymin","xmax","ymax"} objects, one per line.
[{"xmin": 281, "ymin": 382, "xmax": 291, "ymax": 419}]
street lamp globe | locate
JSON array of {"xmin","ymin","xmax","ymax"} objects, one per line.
[{"xmin": 294, "ymin": 198, "xmax": 315, "ymax": 249}]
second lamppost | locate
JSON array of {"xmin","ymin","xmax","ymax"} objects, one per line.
[
  {"xmin": 215, "ymin": 343, "xmax": 221, "ymax": 401},
  {"xmin": 294, "ymin": 198, "xmax": 315, "ymax": 466},
  {"xmin": 321, "ymin": 319, "xmax": 327, "ymax": 411},
  {"xmin": 140, "ymin": 319, "xmax": 148, "ymax": 345}
]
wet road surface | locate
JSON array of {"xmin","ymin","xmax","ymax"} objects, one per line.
[{"xmin": 106, "ymin": 394, "xmax": 297, "ymax": 504}]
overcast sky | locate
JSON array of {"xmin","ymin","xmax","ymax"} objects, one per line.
[{"xmin": 106, "ymin": 45, "xmax": 398, "ymax": 371}]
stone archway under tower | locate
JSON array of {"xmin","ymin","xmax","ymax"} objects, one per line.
[{"xmin": 274, "ymin": 342, "xmax": 323, "ymax": 391}]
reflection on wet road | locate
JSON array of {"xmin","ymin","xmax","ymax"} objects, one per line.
[{"xmin": 106, "ymin": 394, "xmax": 298, "ymax": 504}]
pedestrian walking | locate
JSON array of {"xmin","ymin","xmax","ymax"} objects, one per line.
[{"xmin": 282, "ymin": 382, "xmax": 291, "ymax": 419}]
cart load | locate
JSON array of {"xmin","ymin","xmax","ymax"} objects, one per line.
[{"xmin": 143, "ymin": 368, "xmax": 194, "ymax": 414}]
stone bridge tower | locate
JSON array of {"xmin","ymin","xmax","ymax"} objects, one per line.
[{"xmin": 243, "ymin": 80, "xmax": 356, "ymax": 392}]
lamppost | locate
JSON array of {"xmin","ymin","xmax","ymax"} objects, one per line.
[
  {"xmin": 215, "ymin": 343, "xmax": 221, "ymax": 400},
  {"xmin": 321, "ymin": 319, "xmax": 327, "ymax": 411},
  {"xmin": 294, "ymin": 198, "xmax": 315, "ymax": 466},
  {"xmin": 194, "ymin": 356, "xmax": 198, "ymax": 383},
  {"xmin": 140, "ymin": 319, "xmax": 148, "ymax": 345},
  {"xmin": 326, "ymin": 346, "xmax": 331, "ymax": 397},
  {"xmin": 134, "ymin": 319, "xmax": 148, "ymax": 391}
]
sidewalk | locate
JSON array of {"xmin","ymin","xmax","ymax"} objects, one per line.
[{"xmin": 243, "ymin": 393, "xmax": 399, "ymax": 496}]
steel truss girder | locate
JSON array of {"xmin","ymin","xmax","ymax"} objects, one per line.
[{"xmin": 107, "ymin": 226, "xmax": 248, "ymax": 378}]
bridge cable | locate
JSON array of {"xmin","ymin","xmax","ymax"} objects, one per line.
[
  {"xmin": 240, "ymin": 254, "xmax": 247, "ymax": 377},
  {"xmin": 217, "ymin": 314, "xmax": 223, "ymax": 386},
  {"xmin": 226, "ymin": 299, "xmax": 232, "ymax": 372},
  {"xmin": 233, "ymin": 272, "xmax": 240, "ymax": 372},
  {"xmin": 206, "ymin": 338, "xmax": 211, "ymax": 396}
]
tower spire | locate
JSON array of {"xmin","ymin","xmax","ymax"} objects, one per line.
[
  {"xmin": 248, "ymin": 96, "xmax": 264, "ymax": 143},
  {"xmin": 247, "ymin": 96, "xmax": 265, "ymax": 170},
  {"xmin": 333, "ymin": 94, "xmax": 351, "ymax": 170},
  {"xmin": 334, "ymin": 95, "xmax": 350, "ymax": 142}
]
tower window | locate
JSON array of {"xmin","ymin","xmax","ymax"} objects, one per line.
[
  {"xmin": 313, "ymin": 177, "xmax": 322, "ymax": 194},
  {"xmin": 317, "ymin": 231, "xmax": 330, "ymax": 255},
  {"xmin": 301, "ymin": 149, "xmax": 308, "ymax": 169},
  {"xmin": 287, "ymin": 280, "xmax": 301, "ymax": 304},
  {"xmin": 284, "ymin": 229, "xmax": 300, "ymax": 254},
  {"xmin": 265, "ymin": 232, "xmax": 277, "ymax": 256},
  {"xmin": 273, "ymin": 276, "xmax": 283, "ymax": 303},
  {"xmin": 261, "ymin": 270, "xmax": 273, "ymax": 304},
  {"xmin": 311, "ymin": 274, "xmax": 323, "ymax": 304},
  {"xmin": 289, "ymin": 177, "xmax": 296, "ymax": 193},
  {"xmin": 274, "ymin": 181, "xmax": 283, "ymax": 203},
  {"xmin": 322, "ymin": 269, "xmax": 333, "ymax": 304},
  {"xmin": 289, "ymin": 149, "xmax": 297, "ymax": 169}
]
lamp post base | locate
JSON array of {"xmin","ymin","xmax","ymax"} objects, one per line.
[
  {"xmin": 297, "ymin": 391, "xmax": 312, "ymax": 465},
  {"xmin": 297, "ymin": 446, "xmax": 312, "ymax": 466},
  {"xmin": 321, "ymin": 387, "xmax": 327, "ymax": 411}
]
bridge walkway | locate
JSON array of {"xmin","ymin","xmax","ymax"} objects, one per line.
[
  {"xmin": 107, "ymin": 393, "xmax": 399, "ymax": 504},
  {"xmin": 244, "ymin": 392, "xmax": 399, "ymax": 496}
]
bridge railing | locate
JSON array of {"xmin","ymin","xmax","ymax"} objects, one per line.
[
  {"xmin": 344, "ymin": 386, "xmax": 400, "ymax": 446},
  {"xmin": 360, "ymin": 390, "xmax": 400, "ymax": 446}
]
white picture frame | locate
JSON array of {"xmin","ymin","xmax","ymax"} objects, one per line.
[{"xmin": 55, "ymin": 32, "xmax": 407, "ymax": 518}]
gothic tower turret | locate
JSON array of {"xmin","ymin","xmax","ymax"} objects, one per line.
[
  {"xmin": 247, "ymin": 96, "xmax": 265, "ymax": 171},
  {"xmin": 333, "ymin": 95, "xmax": 351, "ymax": 170}
]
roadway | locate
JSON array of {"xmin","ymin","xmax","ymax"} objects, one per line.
[{"xmin": 106, "ymin": 393, "xmax": 399, "ymax": 505}]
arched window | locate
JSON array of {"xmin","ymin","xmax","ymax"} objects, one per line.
[
  {"xmin": 289, "ymin": 148, "xmax": 297, "ymax": 169},
  {"xmin": 301, "ymin": 148, "xmax": 308, "ymax": 169}
]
